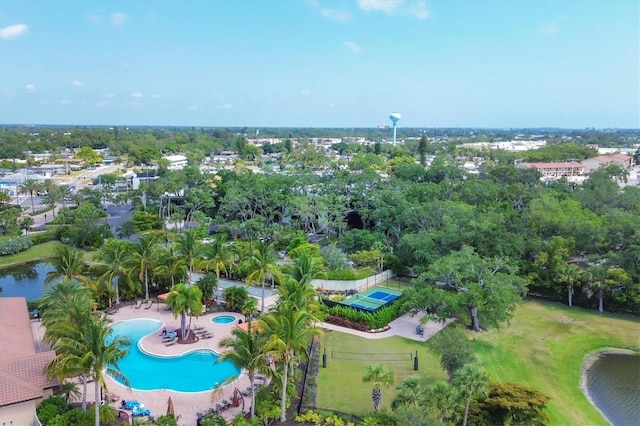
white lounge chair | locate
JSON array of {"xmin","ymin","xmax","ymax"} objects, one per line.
[{"xmin": 134, "ymin": 300, "xmax": 142, "ymax": 309}]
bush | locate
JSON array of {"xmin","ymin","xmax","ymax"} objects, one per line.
[
  {"xmin": 36, "ymin": 395, "xmax": 68, "ymax": 425},
  {"xmin": 322, "ymin": 298, "xmax": 407, "ymax": 330},
  {"xmin": 0, "ymin": 236, "xmax": 32, "ymax": 256},
  {"xmin": 131, "ymin": 210, "xmax": 162, "ymax": 231},
  {"xmin": 223, "ymin": 286, "xmax": 249, "ymax": 312},
  {"xmin": 30, "ymin": 230, "xmax": 57, "ymax": 245},
  {"xmin": 325, "ymin": 269, "xmax": 373, "ymax": 281}
]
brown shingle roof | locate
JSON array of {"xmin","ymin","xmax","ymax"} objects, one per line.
[{"xmin": 0, "ymin": 297, "xmax": 37, "ymax": 361}]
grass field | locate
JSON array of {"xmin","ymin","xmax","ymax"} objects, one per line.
[
  {"xmin": 473, "ymin": 300, "xmax": 639, "ymax": 426},
  {"xmin": 316, "ymin": 333, "xmax": 447, "ymax": 415},
  {"xmin": 0, "ymin": 241, "xmax": 60, "ymax": 268},
  {"xmin": 316, "ymin": 300, "xmax": 639, "ymax": 424}
]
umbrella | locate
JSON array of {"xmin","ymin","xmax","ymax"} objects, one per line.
[{"xmin": 167, "ymin": 396, "xmax": 174, "ymax": 416}]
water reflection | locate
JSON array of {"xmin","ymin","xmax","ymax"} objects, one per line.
[
  {"xmin": 0, "ymin": 261, "xmax": 54, "ymax": 301},
  {"xmin": 586, "ymin": 353, "xmax": 640, "ymax": 426}
]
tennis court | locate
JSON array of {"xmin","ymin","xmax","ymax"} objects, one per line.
[{"xmin": 339, "ymin": 286, "xmax": 403, "ymax": 312}]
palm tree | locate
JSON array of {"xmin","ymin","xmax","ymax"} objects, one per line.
[
  {"xmin": 363, "ymin": 364, "xmax": 395, "ymax": 412},
  {"xmin": 288, "ymin": 252, "xmax": 325, "ymax": 286},
  {"xmin": 43, "ymin": 186, "xmax": 64, "ymax": 218},
  {"xmin": 206, "ymin": 236, "xmax": 232, "ymax": 304},
  {"xmin": 126, "ymin": 234, "xmax": 160, "ymax": 301},
  {"xmin": 391, "ymin": 377, "xmax": 425, "ymax": 410},
  {"xmin": 166, "ymin": 283, "xmax": 203, "ymax": 341},
  {"xmin": 18, "ymin": 178, "xmax": 42, "ymax": 213},
  {"xmin": 558, "ymin": 263, "xmax": 582, "ymax": 308},
  {"xmin": 277, "ymin": 277, "xmax": 321, "ymax": 317},
  {"xmin": 93, "ymin": 238, "xmax": 133, "ymax": 306},
  {"xmin": 247, "ymin": 240, "xmax": 283, "ymax": 314},
  {"xmin": 218, "ymin": 325, "xmax": 271, "ymax": 420},
  {"xmin": 425, "ymin": 382, "xmax": 459, "ymax": 424},
  {"xmin": 154, "ymin": 246, "xmax": 188, "ymax": 288},
  {"xmin": 42, "ymin": 281, "xmax": 95, "ymax": 410},
  {"xmin": 174, "ymin": 229, "xmax": 206, "ymax": 284},
  {"xmin": 44, "ymin": 245, "xmax": 90, "ymax": 287},
  {"xmin": 260, "ymin": 304, "xmax": 321, "ymax": 422},
  {"xmin": 452, "ymin": 364, "xmax": 488, "ymax": 426},
  {"xmin": 52, "ymin": 314, "xmax": 131, "ymax": 426}
]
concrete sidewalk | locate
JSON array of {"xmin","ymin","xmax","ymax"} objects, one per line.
[{"xmin": 319, "ymin": 312, "xmax": 452, "ymax": 342}]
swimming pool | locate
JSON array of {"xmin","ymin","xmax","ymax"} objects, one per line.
[
  {"xmin": 109, "ymin": 319, "xmax": 239, "ymax": 392},
  {"xmin": 211, "ymin": 315, "xmax": 236, "ymax": 324}
]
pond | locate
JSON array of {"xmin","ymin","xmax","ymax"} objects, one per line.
[
  {"xmin": 585, "ymin": 352, "xmax": 640, "ymax": 426},
  {"xmin": 0, "ymin": 261, "xmax": 54, "ymax": 301}
]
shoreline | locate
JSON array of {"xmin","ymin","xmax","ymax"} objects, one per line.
[{"xmin": 580, "ymin": 347, "xmax": 639, "ymax": 426}]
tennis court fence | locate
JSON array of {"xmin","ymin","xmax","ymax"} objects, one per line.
[{"xmin": 311, "ymin": 270, "xmax": 395, "ymax": 292}]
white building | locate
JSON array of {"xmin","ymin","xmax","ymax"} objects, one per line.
[{"xmin": 163, "ymin": 154, "xmax": 188, "ymax": 171}]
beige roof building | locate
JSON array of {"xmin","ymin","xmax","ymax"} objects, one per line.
[
  {"xmin": 520, "ymin": 162, "xmax": 584, "ymax": 180},
  {"xmin": 0, "ymin": 298, "xmax": 57, "ymax": 426},
  {"xmin": 581, "ymin": 154, "xmax": 633, "ymax": 172}
]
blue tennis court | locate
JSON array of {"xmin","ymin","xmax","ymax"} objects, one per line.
[{"xmin": 339, "ymin": 286, "xmax": 403, "ymax": 312}]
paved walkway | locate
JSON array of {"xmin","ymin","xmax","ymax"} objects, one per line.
[{"xmin": 320, "ymin": 312, "xmax": 452, "ymax": 342}]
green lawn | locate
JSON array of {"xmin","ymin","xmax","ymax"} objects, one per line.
[
  {"xmin": 316, "ymin": 332, "xmax": 447, "ymax": 415},
  {"xmin": 472, "ymin": 300, "xmax": 640, "ymax": 426},
  {"xmin": 0, "ymin": 241, "xmax": 60, "ymax": 268},
  {"xmin": 316, "ymin": 300, "xmax": 640, "ymax": 425}
]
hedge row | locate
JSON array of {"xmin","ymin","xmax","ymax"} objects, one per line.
[
  {"xmin": 0, "ymin": 236, "xmax": 33, "ymax": 256},
  {"xmin": 321, "ymin": 299, "xmax": 405, "ymax": 330}
]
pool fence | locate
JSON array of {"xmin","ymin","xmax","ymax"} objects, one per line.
[{"xmin": 311, "ymin": 270, "xmax": 395, "ymax": 292}]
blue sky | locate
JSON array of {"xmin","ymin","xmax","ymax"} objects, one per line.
[{"xmin": 0, "ymin": 0, "xmax": 638, "ymax": 128}]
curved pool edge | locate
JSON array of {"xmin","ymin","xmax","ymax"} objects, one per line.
[
  {"xmin": 108, "ymin": 318, "xmax": 238, "ymax": 392},
  {"xmin": 211, "ymin": 314, "xmax": 239, "ymax": 324},
  {"xmin": 580, "ymin": 347, "xmax": 639, "ymax": 426}
]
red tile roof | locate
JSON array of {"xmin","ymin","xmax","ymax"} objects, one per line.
[{"xmin": 0, "ymin": 298, "xmax": 57, "ymax": 407}]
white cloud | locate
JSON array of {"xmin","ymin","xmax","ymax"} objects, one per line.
[
  {"xmin": 150, "ymin": 93, "xmax": 160, "ymax": 99},
  {"xmin": 110, "ymin": 12, "xmax": 128, "ymax": 26},
  {"xmin": 86, "ymin": 13, "xmax": 101, "ymax": 24},
  {"xmin": 301, "ymin": 89, "xmax": 312, "ymax": 96},
  {"xmin": 72, "ymin": 80, "xmax": 84, "ymax": 87},
  {"xmin": 407, "ymin": 1, "xmax": 430, "ymax": 20},
  {"xmin": 131, "ymin": 92, "xmax": 143, "ymax": 98},
  {"xmin": 130, "ymin": 101, "xmax": 141, "ymax": 108},
  {"xmin": 358, "ymin": 0, "xmax": 404, "ymax": 13},
  {"xmin": 321, "ymin": 8, "xmax": 352, "ymax": 22},
  {"xmin": 1, "ymin": 89, "xmax": 16, "ymax": 97},
  {"xmin": 25, "ymin": 83, "xmax": 36, "ymax": 93},
  {"xmin": 344, "ymin": 41, "xmax": 363, "ymax": 54},
  {"xmin": 0, "ymin": 23, "xmax": 29, "ymax": 39},
  {"xmin": 189, "ymin": 105, "xmax": 199, "ymax": 110},
  {"xmin": 218, "ymin": 103, "xmax": 233, "ymax": 109},
  {"xmin": 538, "ymin": 22, "xmax": 558, "ymax": 36},
  {"xmin": 304, "ymin": 0, "xmax": 319, "ymax": 6},
  {"xmin": 97, "ymin": 101, "xmax": 110, "ymax": 107},
  {"xmin": 100, "ymin": 92, "xmax": 116, "ymax": 98},
  {"xmin": 60, "ymin": 100, "xmax": 71, "ymax": 106}
]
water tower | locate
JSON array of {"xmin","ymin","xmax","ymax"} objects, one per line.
[{"xmin": 389, "ymin": 112, "xmax": 401, "ymax": 145}]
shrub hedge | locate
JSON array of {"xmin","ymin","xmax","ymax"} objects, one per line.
[
  {"xmin": 321, "ymin": 298, "xmax": 406, "ymax": 330},
  {"xmin": 0, "ymin": 236, "xmax": 33, "ymax": 256}
]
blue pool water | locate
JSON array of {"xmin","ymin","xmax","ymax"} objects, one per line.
[
  {"xmin": 212, "ymin": 315, "xmax": 236, "ymax": 324},
  {"xmin": 109, "ymin": 319, "xmax": 239, "ymax": 392}
]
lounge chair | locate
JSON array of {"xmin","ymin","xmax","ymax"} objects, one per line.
[
  {"xmin": 416, "ymin": 325, "xmax": 424, "ymax": 336},
  {"xmin": 144, "ymin": 300, "xmax": 153, "ymax": 309},
  {"xmin": 165, "ymin": 341, "xmax": 176, "ymax": 347},
  {"xmin": 134, "ymin": 300, "xmax": 142, "ymax": 309}
]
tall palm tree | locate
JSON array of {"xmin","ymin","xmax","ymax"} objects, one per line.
[
  {"xmin": 154, "ymin": 246, "xmax": 188, "ymax": 288},
  {"xmin": 277, "ymin": 277, "xmax": 321, "ymax": 318},
  {"xmin": 218, "ymin": 325, "xmax": 271, "ymax": 420},
  {"xmin": 166, "ymin": 283, "xmax": 203, "ymax": 341},
  {"xmin": 44, "ymin": 245, "xmax": 90, "ymax": 288},
  {"xmin": 363, "ymin": 364, "xmax": 395, "ymax": 412},
  {"xmin": 126, "ymin": 234, "xmax": 160, "ymax": 301},
  {"xmin": 260, "ymin": 304, "xmax": 321, "ymax": 422},
  {"xmin": 18, "ymin": 178, "xmax": 42, "ymax": 214},
  {"xmin": 425, "ymin": 382, "xmax": 459, "ymax": 424},
  {"xmin": 206, "ymin": 236, "xmax": 231, "ymax": 304},
  {"xmin": 43, "ymin": 186, "xmax": 64, "ymax": 218},
  {"xmin": 288, "ymin": 252, "xmax": 325, "ymax": 286},
  {"xmin": 93, "ymin": 238, "xmax": 132, "ymax": 306},
  {"xmin": 558, "ymin": 263, "xmax": 582, "ymax": 308},
  {"xmin": 247, "ymin": 240, "xmax": 283, "ymax": 314},
  {"xmin": 452, "ymin": 364, "xmax": 489, "ymax": 426},
  {"xmin": 52, "ymin": 314, "xmax": 131, "ymax": 426},
  {"xmin": 42, "ymin": 281, "xmax": 95, "ymax": 410},
  {"xmin": 174, "ymin": 229, "xmax": 206, "ymax": 284}
]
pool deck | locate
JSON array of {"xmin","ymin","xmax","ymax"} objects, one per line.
[{"xmin": 29, "ymin": 297, "xmax": 449, "ymax": 425}]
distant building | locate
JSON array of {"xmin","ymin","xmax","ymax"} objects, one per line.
[
  {"xmin": 0, "ymin": 298, "xmax": 57, "ymax": 426},
  {"xmin": 581, "ymin": 154, "xmax": 633, "ymax": 172},
  {"xmin": 520, "ymin": 162, "xmax": 584, "ymax": 180},
  {"xmin": 162, "ymin": 154, "xmax": 188, "ymax": 171}
]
